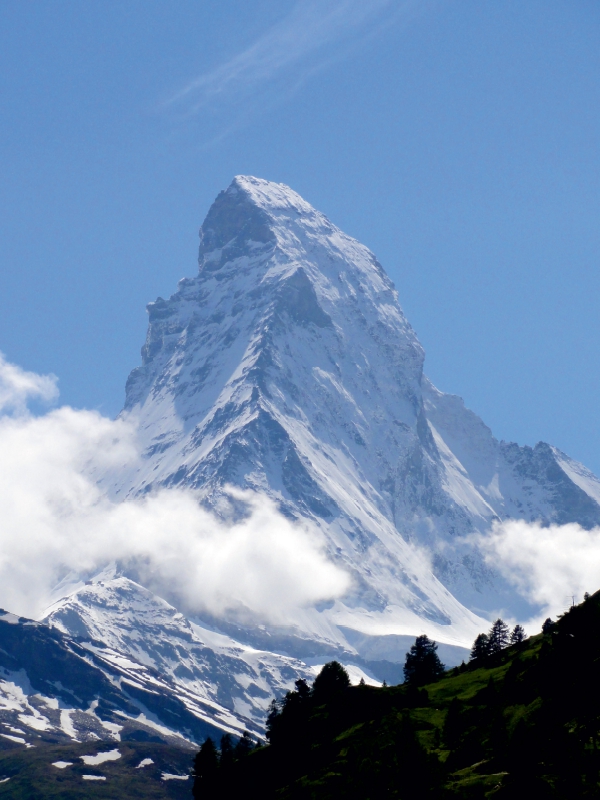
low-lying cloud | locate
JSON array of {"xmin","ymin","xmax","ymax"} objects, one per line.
[
  {"xmin": 0, "ymin": 353, "xmax": 350, "ymax": 622},
  {"xmin": 475, "ymin": 519, "xmax": 600, "ymax": 623}
]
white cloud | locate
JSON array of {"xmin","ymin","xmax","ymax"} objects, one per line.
[
  {"xmin": 0, "ymin": 351, "xmax": 58, "ymax": 414},
  {"xmin": 0, "ymin": 356, "xmax": 350, "ymax": 622},
  {"xmin": 475, "ymin": 519, "xmax": 600, "ymax": 624}
]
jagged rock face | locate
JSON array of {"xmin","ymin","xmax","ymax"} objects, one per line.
[
  {"xmin": 123, "ymin": 177, "xmax": 425, "ymax": 516},
  {"xmin": 111, "ymin": 176, "xmax": 600, "ymax": 640}
]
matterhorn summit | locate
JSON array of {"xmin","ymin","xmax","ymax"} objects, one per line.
[
  {"xmin": 102, "ymin": 176, "xmax": 600, "ymax": 647},
  {"xmin": 34, "ymin": 177, "xmax": 600, "ymax": 742}
]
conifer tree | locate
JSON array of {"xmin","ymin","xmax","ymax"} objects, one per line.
[
  {"xmin": 220, "ymin": 733, "xmax": 234, "ymax": 770},
  {"xmin": 192, "ymin": 737, "xmax": 219, "ymax": 799},
  {"xmin": 311, "ymin": 661, "xmax": 351, "ymax": 703},
  {"xmin": 509, "ymin": 624, "xmax": 526, "ymax": 645},
  {"xmin": 266, "ymin": 698, "xmax": 281, "ymax": 743},
  {"xmin": 542, "ymin": 617, "xmax": 556, "ymax": 634},
  {"xmin": 294, "ymin": 678, "xmax": 310, "ymax": 700},
  {"xmin": 469, "ymin": 632, "xmax": 490, "ymax": 662},
  {"xmin": 234, "ymin": 730, "xmax": 255, "ymax": 759},
  {"xmin": 403, "ymin": 635, "xmax": 445, "ymax": 686},
  {"xmin": 488, "ymin": 619, "xmax": 510, "ymax": 654}
]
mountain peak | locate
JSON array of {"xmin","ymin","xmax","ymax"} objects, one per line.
[
  {"xmin": 230, "ymin": 175, "xmax": 322, "ymax": 218},
  {"xmin": 198, "ymin": 175, "xmax": 336, "ymax": 269},
  {"xmin": 117, "ymin": 177, "xmax": 600, "ymax": 651}
]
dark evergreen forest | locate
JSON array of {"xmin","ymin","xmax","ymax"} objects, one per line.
[{"xmin": 191, "ymin": 590, "xmax": 600, "ymax": 799}]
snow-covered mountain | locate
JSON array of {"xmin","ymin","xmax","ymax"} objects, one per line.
[
  {"xmin": 109, "ymin": 177, "xmax": 600, "ymax": 624},
  {"xmin": 35, "ymin": 176, "xmax": 600, "ymax": 739},
  {"xmin": 42, "ymin": 575, "xmax": 372, "ymax": 736},
  {"xmin": 0, "ymin": 606, "xmax": 224, "ymax": 748}
]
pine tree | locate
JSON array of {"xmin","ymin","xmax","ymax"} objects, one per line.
[
  {"xmin": 403, "ymin": 635, "xmax": 445, "ymax": 686},
  {"xmin": 266, "ymin": 698, "xmax": 281, "ymax": 743},
  {"xmin": 192, "ymin": 737, "xmax": 219, "ymax": 799},
  {"xmin": 311, "ymin": 661, "xmax": 351, "ymax": 703},
  {"xmin": 294, "ymin": 678, "xmax": 310, "ymax": 700},
  {"xmin": 509, "ymin": 624, "xmax": 526, "ymax": 646},
  {"xmin": 488, "ymin": 619, "xmax": 510, "ymax": 654},
  {"xmin": 469, "ymin": 633, "xmax": 490, "ymax": 662},
  {"xmin": 234, "ymin": 730, "xmax": 255, "ymax": 759},
  {"xmin": 542, "ymin": 617, "xmax": 556, "ymax": 635},
  {"xmin": 220, "ymin": 733, "xmax": 234, "ymax": 770}
]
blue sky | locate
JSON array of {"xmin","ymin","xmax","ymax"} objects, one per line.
[{"xmin": 1, "ymin": 0, "xmax": 599, "ymax": 473}]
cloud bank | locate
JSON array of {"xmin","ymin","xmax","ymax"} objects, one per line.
[
  {"xmin": 0, "ymin": 354, "xmax": 350, "ymax": 622},
  {"xmin": 476, "ymin": 519, "xmax": 600, "ymax": 623}
]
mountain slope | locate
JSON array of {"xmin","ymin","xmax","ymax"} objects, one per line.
[
  {"xmin": 0, "ymin": 607, "xmax": 225, "ymax": 748},
  {"xmin": 42, "ymin": 576, "xmax": 328, "ymax": 735}
]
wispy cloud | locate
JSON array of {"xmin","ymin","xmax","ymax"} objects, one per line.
[
  {"xmin": 171, "ymin": 0, "xmax": 388, "ymax": 106},
  {"xmin": 166, "ymin": 0, "xmax": 422, "ymax": 125}
]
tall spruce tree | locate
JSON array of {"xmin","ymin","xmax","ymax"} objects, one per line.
[
  {"xmin": 469, "ymin": 632, "xmax": 490, "ymax": 662},
  {"xmin": 509, "ymin": 624, "xmax": 526, "ymax": 645},
  {"xmin": 192, "ymin": 737, "xmax": 219, "ymax": 799},
  {"xmin": 220, "ymin": 733, "xmax": 235, "ymax": 770},
  {"xmin": 488, "ymin": 619, "xmax": 510, "ymax": 654},
  {"xmin": 403, "ymin": 635, "xmax": 445, "ymax": 686}
]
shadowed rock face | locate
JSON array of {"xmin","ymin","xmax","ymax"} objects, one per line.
[
  {"xmin": 113, "ymin": 176, "xmax": 600, "ymax": 646},
  {"xmin": 198, "ymin": 182, "xmax": 275, "ymax": 262}
]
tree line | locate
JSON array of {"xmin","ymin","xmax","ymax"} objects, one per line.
[{"xmin": 190, "ymin": 616, "xmax": 549, "ymax": 794}]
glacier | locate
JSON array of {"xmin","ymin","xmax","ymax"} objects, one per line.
[{"xmin": 38, "ymin": 176, "xmax": 600, "ymax": 739}]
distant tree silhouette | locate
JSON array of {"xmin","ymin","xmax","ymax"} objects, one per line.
[
  {"xmin": 294, "ymin": 677, "xmax": 311, "ymax": 700},
  {"xmin": 510, "ymin": 624, "xmax": 527, "ymax": 646},
  {"xmin": 488, "ymin": 619, "xmax": 510, "ymax": 654},
  {"xmin": 311, "ymin": 661, "xmax": 351, "ymax": 703},
  {"xmin": 220, "ymin": 733, "xmax": 235, "ymax": 770},
  {"xmin": 234, "ymin": 730, "xmax": 255, "ymax": 759},
  {"xmin": 266, "ymin": 698, "xmax": 280, "ymax": 742},
  {"xmin": 403, "ymin": 635, "xmax": 445, "ymax": 686},
  {"xmin": 469, "ymin": 633, "xmax": 490, "ymax": 662},
  {"xmin": 192, "ymin": 737, "xmax": 219, "ymax": 799},
  {"xmin": 267, "ymin": 663, "xmax": 350, "ymax": 746},
  {"xmin": 542, "ymin": 617, "xmax": 556, "ymax": 635}
]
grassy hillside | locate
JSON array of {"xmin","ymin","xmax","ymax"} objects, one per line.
[{"xmin": 198, "ymin": 591, "xmax": 600, "ymax": 799}]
